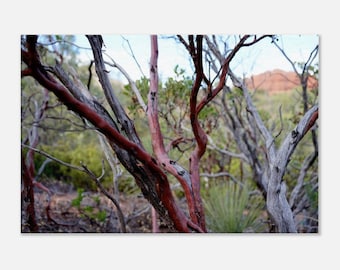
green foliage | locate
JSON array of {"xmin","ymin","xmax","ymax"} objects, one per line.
[
  {"xmin": 203, "ymin": 181, "xmax": 265, "ymax": 232},
  {"xmin": 198, "ymin": 104, "xmax": 219, "ymax": 120},
  {"xmin": 71, "ymin": 188, "xmax": 107, "ymax": 223},
  {"xmin": 123, "ymin": 76, "xmax": 149, "ymax": 116},
  {"xmin": 296, "ymin": 61, "xmax": 319, "ymax": 79},
  {"xmin": 228, "ymin": 158, "xmax": 241, "ymax": 177},
  {"xmin": 39, "ymin": 130, "xmax": 114, "ymax": 191},
  {"xmin": 95, "ymin": 210, "xmax": 107, "ymax": 223},
  {"xmin": 71, "ymin": 188, "xmax": 85, "ymax": 207},
  {"xmin": 122, "ymin": 65, "xmax": 195, "ymax": 160},
  {"xmin": 226, "ymin": 87, "xmax": 243, "ymax": 100},
  {"xmin": 22, "ymin": 58, "xmax": 121, "ymax": 192}
]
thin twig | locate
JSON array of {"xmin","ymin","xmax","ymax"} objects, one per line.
[
  {"xmin": 268, "ymin": 104, "xmax": 284, "ymax": 150},
  {"xmin": 121, "ymin": 35, "xmax": 146, "ymax": 78},
  {"xmin": 200, "ymin": 172, "xmax": 243, "ymax": 186},
  {"xmin": 104, "ymin": 58, "xmax": 147, "ymax": 112}
]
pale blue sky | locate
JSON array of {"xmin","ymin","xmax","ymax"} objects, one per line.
[{"xmin": 75, "ymin": 34, "xmax": 319, "ymax": 84}]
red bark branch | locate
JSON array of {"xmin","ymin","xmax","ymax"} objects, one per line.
[
  {"xmin": 195, "ymin": 35, "xmax": 273, "ymax": 114},
  {"xmin": 21, "ymin": 68, "xmax": 32, "ymax": 77},
  {"xmin": 196, "ymin": 35, "xmax": 250, "ymax": 113},
  {"xmin": 147, "ymin": 35, "xmax": 203, "ymax": 228},
  {"xmin": 22, "ymin": 35, "xmax": 196, "ymax": 232},
  {"xmin": 165, "ymin": 137, "xmax": 186, "ymax": 153},
  {"xmin": 303, "ymin": 109, "xmax": 318, "ymax": 136},
  {"xmin": 188, "ymin": 35, "xmax": 208, "ymax": 230},
  {"xmin": 148, "ymin": 35, "xmax": 166, "ymax": 157},
  {"xmin": 22, "ymin": 157, "xmax": 39, "ymax": 232}
]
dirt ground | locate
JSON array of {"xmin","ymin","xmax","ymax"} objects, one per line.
[
  {"xmin": 21, "ymin": 180, "xmax": 172, "ymax": 233},
  {"xmin": 22, "ymin": 180, "xmax": 314, "ymax": 233}
]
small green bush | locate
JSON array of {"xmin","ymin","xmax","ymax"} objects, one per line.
[
  {"xmin": 71, "ymin": 188, "xmax": 107, "ymax": 223},
  {"xmin": 38, "ymin": 131, "xmax": 114, "ymax": 191}
]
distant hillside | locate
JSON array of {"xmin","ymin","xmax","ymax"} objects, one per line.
[{"xmin": 244, "ymin": 69, "xmax": 318, "ymax": 93}]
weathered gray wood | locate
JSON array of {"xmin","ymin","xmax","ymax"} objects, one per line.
[
  {"xmin": 267, "ymin": 105, "xmax": 318, "ymax": 232},
  {"xmin": 228, "ymin": 67, "xmax": 318, "ymax": 232}
]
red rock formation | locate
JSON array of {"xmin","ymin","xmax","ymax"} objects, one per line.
[{"xmin": 245, "ymin": 69, "xmax": 318, "ymax": 93}]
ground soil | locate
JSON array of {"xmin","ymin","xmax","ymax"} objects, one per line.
[
  {"xmin": 21, "ymin": 180, "xmax": 171, "ymax": 233},
  {"xmin": 21, "ymin": 180, "xmax": 314, "ymax": 233}
]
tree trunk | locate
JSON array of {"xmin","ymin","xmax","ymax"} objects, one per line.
[{"xmin": 266, "ymin": 105, "xmax": 318, "ymax": 232}]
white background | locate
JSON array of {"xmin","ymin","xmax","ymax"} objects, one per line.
[{"xmin": 1, "ymin": 0, "xmax": 338, "ymax": 269}]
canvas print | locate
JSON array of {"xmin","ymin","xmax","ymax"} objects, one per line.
[{"xmin": 21, "ymin": 34, "xmax": 319, "ymax": 233}]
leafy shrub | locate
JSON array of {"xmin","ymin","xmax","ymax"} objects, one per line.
[{"xmin": 38, "ymin": 131, "xmax": 114, "ymax": 191}]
